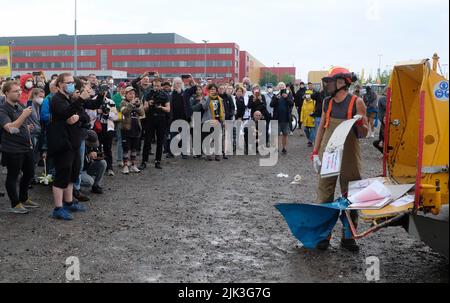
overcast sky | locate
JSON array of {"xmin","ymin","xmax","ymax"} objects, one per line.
[{"xmin": 1, "ymin": 0, "xmax": 448, "ymax": 80}]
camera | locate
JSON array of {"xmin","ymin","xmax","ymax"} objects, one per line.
[
  {"xmin": 99, "ymin": 84, "xmax": 110, "ymax": 94},
  {"xmin": 101, "ymin": 103, "xmax": 111, "ymax": 115},
  {"xmin": 149, "ymin": 90, "xmax": 168, "ymax": 107}
]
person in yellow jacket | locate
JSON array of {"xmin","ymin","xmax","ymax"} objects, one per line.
[{"xmin": 300, "ymin": 90, "xmax": 316, "ymax": 147}]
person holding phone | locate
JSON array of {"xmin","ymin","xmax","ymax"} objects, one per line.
[
  {"xmin": 0, "ymin": 81, "xmax": 37, "ymax": 214},
  {"xmin": 270, "ymin": 82, "xmax": 294, "ymax": 155}
]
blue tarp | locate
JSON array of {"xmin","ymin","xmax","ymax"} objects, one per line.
[{"xmin": 275, "ymin": 198, "xmax": 351, "ymax": 249}]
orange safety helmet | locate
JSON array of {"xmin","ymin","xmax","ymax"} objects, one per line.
[{"xmin": 322, "ymin": 66, "xmax": 358, "ymax": 85}]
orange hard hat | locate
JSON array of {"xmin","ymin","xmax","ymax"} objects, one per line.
[{"xmin": 322, "ymin": 66, "xmax": 357, "ymax": 84}]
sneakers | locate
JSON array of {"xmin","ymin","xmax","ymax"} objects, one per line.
[
  {"xmin": 215, "ymin": 156, "xmax": 221, "ymax": 162},
  {"xmin": 155, "ymin": 162, "xmax": 162, "ymax": 169},
  {"xmin": 107, "ymin": 169, "xmax": 115, "ymax": 176},
  {"xmin": 222, "ymin": 154, "xmax": 229, "ymax": 160},
  {"xmin": 122, "ymin": 165, "xmax": 130, "ymax": 174},
  {"xmin": 166, "ymin": 153, "xmax": 175, "ymax": 159},
  {"xmin": 341, "ymin": 238, "xmax": 360, "ymax": 252},
  {"xmin": 9, "ymin": 203, "xmax": 30, "ymax": 214},
  {"xmin": 22, "ymin": 199, "xmax": 40, "ymax": 209},
  {"xmin": 63, "ymin": 201, "xmax": 87, "ymax": 213},
  {"xmin": 282, "ymin": 148, "xmax": 287, "ymax": 155},
  {"xmin": 52, "ymin": 207, "xmax": 73, "ymax": 221},
  {"xmin": 73, "ymin": 190, "xmax": 90, "ymax": 202},
  {"xmin": 130, "ymin": 165, "xmax": 141, "ymax": 173},
  {"xmin": 91, "ymin": 185, "xmax": 104, "ymax": 195},
  {"xmin": 138, "ymin": 162, "xmax": 147, "ymax": 170},
  {"xmin": 117, "ymin": 161, "xmax": 124, "ymax": 168}
]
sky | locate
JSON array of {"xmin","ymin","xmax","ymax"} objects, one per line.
[{"xmin": 0, "ymin": 0, "xmax": 448, "ymax": 80}]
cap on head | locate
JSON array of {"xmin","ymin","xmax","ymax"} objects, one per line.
[{"xmin": 124, "ymin": 86, "xmax": 136, "ymax": 94}]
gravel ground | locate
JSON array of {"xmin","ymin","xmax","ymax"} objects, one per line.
[{"xmin": 0, "ymin": 131, "xmax": 448, "ymax": 283}]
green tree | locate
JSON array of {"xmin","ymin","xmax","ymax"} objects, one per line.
[
  {"xmin": 259, "ymin": 71, "xmax": 278, "ymax": 87},
  {"xmin": 379, "ymin": 70, "xmax": 392, "ymax": 85},
  {"xmin": 281, "ymin": 73, "xmax": 295, "ymax": 84}
]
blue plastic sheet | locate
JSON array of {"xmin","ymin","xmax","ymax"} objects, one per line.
[{"xmin": 275, "ymin": 198, "xmax": 350, "ymax": 249}]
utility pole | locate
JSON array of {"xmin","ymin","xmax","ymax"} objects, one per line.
[
  {"xmin": 74, "ymin": 0, "xmax": 78, "ymax": 76},
  {"xmin": 8, "ymin": 40, "xmax": 15, "ymax": 77},
  {"xmin": 202, "ymin": 40, "xmax": 209, "ymax": 80},
  {"xmin": 377, "ymin": 54, "xmax": 383, "ymax": 79}
]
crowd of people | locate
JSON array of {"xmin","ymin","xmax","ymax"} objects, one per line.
[{"xmin": 0, "ymin": 70, "xmax": 382, "ymax": 223}]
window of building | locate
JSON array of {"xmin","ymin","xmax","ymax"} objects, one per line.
[
  {"xmin": 112, "ymin": 60, "xmax": 233, "ymax": 68},
  {"xmin": 111, "ymin": 47, "xmax": 233, "ymax": 56},
  {"xmin": 13, "ymin": 49, "xmax": 97, "ymax": 57}
]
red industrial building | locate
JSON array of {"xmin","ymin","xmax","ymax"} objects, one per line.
[{"xmin": 1, "ymin": 33, "xmax": 295, "ymax": 84}]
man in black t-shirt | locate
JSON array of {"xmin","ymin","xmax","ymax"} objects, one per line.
[{"xmin": 0, "ymin": 81, "xmax": 38, "ymax": 214}]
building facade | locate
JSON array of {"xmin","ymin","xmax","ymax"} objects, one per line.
[{"xmin": 1, "ymin": 33, "xmax": 296, "ymax": 84}]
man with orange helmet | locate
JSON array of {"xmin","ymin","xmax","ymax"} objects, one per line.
[{"xmin": 311, "ymin": 67, "xmax": 369, "ymax": 252}]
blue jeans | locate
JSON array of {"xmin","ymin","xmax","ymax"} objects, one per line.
[
  {"xmin": 304, "ymin": 127, "xmax": 316, "ymax": 144},
  {"xmin": 116, "ymin": 123, "xmax": 123, "ymax": 162},
  {"xmin": 74, "ymin": 140, "xmax": 85, "ymax": 191}
]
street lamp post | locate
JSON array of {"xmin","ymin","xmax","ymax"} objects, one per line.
[
  {"xmin": 74, "ymin": 0, "xmax": 78, "ymax": 76},
  {"xmin": 377, "ymin": 54, "xmax": 383, "ymax": 79},
  {"xmin": 8, "ymin": 40, "xmax": 15, "ymax": 77},
  {"xmin": 202, "ymin": 40, "xmax": 209, "ymax": 80},
  {"xmin": 277, "ymin": 62, "xmax": 280, "ymax": 82}
]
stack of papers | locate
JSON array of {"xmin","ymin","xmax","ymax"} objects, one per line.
[
  {"xmin": 347, "ymin": 178, "xmax": 415, "ymax": 210},
  {"xmin": 348, "ymin": 181, "xmax": 392, "ymax": 210}
]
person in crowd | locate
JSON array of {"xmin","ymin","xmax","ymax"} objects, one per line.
[
  {"xmin": 27, "ymin": 88, "xmax": 45, "ymax": 183},
  {"xmin": 40, "ymin": 80, "xmax": 58, "ymax": 126},
  {"xmin": 373, "ymin": 88, "xmax": 387, "ymax": 154},
  {"xmin": 364, "ymin": 83, "xmax": 379, "ymax": 138},
  {"xmin": 311, "ymin": 84, "xmax": 325, "ymax": 139},
  {"xmin": 72, "ymin": 80, "xmax": 105, "ymax": 203},
  {"xmin": 47, "ymin": 73, "xmax": 90, "ymax": 220},
  {"xmin": 120, "ymin": 86, "xmax": 145, "ymax": 174},
  {"xmin": 131, "ymin": 72, "xmax": 155, "ymax": 101},
  {"xmin": 242, "ymin": 77, "xmax": 252, "ymax": 92},
  {"xmin": 201, "ymin": 83, "xmax": 225, "ymax": 161},
  {"xmin": 112, "ymin": 82, "xmax": 127, "ymax": 167},
  {"xmin": 19, "ymin": 74, "xmax": 35, "ymax": 105},
  {"xmin": 295, "ymin": 82, "xmax": 307, "ymax": 130},
  {"xmin": 190, "ymin": 85, "xmax": 206, "ymax": 159},
  {"xmin": 312, "ymin": 67, "xmax": 368, "ymax": 252},
  {"xmin": 0, "ymin": 81, "xmax": 37, "ymax": 214},
  {"xmin": 88, "ymin": 74, "xmax": 99, "ymax": 94},
  {"xmin": 94, "ymin": 96, "xmax": 118, "ymax": 176},
  {"xmin": 219, "ymin": 84, "xmax": 236, "ymax": 159},
  {"xmin": 353, "ymin": 84, "xmax": 362, "ymax": 98},
  {"xmin": 166, "ymin": 77, "xmax": 188, "ymax": 160},
  {"xmin": 140, "ymin": 79, "xmax": 171, "ymax": 170},
  {"xmin": 80, "ymin": 130, "xmax": 107, "ymax": 194},
  {"xmin": 271, "ymin": 82, "xmax": 294, "ymax": 155},
  {"xmin": 300, "ymin": 90, "xmax": 316, "ymax": 147},
  {"xmin": 105, "ymin": 77, "xmax": 117, "ymax": 99}
]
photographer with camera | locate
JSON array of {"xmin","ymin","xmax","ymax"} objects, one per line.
[
  {"xmin": 140, "ymin": 78, "xmax": 170, "ymax": 170},
  {"xmin": 94, "ymin": 84, "xmax": 119, "ymax": 177},
  {"xmin": 270, "ymin": 82, "xmax": 294, "ymax": 155},
  {"xmin": 70, "ymin": 81, "xmax": 106, "ymax": 203},
  {"xmin": 80, "ymin": 130, "xmax": 107, "ymax": 194},
  {"xmin": 120, "ymin": 86, "xmax": 145, "ymax": 174}
]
